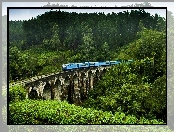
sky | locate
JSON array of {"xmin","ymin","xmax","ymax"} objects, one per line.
[{"xmin": 2, "ymin": 2, "xmax": 172, "ymax": 21}]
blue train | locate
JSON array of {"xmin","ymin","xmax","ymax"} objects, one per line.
[{"xmin": 62, "ymin": 60, "xmax": 133, "ymax": 71}]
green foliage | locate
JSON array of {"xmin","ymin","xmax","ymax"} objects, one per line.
[
  {"xmin": 9, "ymin": 99, "xmax": 164, "ymax": 124},
  {"xmin": 117, "ymin": 25, "xmax": 166, "ymax": 83},
  {"xmin": 147, "ymin": 75, "xmax": 166, "ymax": 119},
  {"xmin": 9, "ymin": 9, "xmax": 166, "ymax": 81},
  {"xmin": 79, "ymin": 22, "xmax": 96, "ymax": 61},
  {"xmin": 82, "ymin": 59, "xmax": 166, "ymax": 122},
  {"xmin": 8, "ymin": 8, "xmax": 167, "ymax": 125},
  {"xmin": 9, "ymin": 46, "xmax": 21, "ymax": 80},
  {"xmin": 67, "ymin": 53, "xmax": 83, "ymax": 63},
  {"xmin": 96, "ymin": 42, "xmax": 110, "ymax": 61},
  {"xmin": 9, "ymin": 20, "xmax": 26, "ymax": 49},
  {"xmin": 9, "ymin": 47, "xmax": 72, "ymax": 81},
  {"xmin": 43, "ymin": 23, "xmax": 61, "ymax": 51},
  {"xmin": 9, "ymin": 85, "xmax": 26, "ymax": 103},
  {"xmin": 117, "ymin": 25, "xmax": 166, "ymax": 61}
]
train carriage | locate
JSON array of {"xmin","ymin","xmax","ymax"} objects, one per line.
[
  {"xmin": 78, "ymin": 62, "xmax": 90, "ymax": 69},
  {"xmin": 62, "ymin": 60, "xmax": 134, "ymax": 71},
  {"xmin": 88, "ymin": 62, "xmax": 100, "ymax": 67},
  {"xmin": 62, "ymin": 63, "xmax": 79, "ymax": 71},
  {"xmin": 99, "ymin": 61, "xmax": 111, "ymax": 66}
]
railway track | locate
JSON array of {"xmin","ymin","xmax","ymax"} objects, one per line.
[{"xmin": 7, "ymin": 66, "xmax": 106, "ymax": 88}]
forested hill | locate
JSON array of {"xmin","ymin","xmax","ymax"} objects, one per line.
[
  {"xmin": 6, "ymin": 6, "xmax": 170, "ymax": 125},
  {"xmin": 10, "ymin": 9, "xmax": 165, "ymax": 51},
  {"xmin": 9, "ymin": 9, "xmax": 166, "ymax": 81}
]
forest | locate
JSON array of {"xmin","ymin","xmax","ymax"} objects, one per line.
[
  {"xmin": 7, "ymin": 7, "xmax": 168, "ymax": 125},
  {"xmin": 9, "ymin": 9, "xmax": 166, "ymax": 81}
]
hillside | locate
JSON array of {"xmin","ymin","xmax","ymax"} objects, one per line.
[
  {"xmin": 9, "ymin": 9, "xmax": 166, "ymax": 82},
  {"xmin": 7, "ymin": 8, "xmax": 167, "ymax": 125}
]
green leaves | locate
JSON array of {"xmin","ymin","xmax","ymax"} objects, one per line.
[
  {"xmin": 79, "ymin": 22, "xmax": 95, "ymax": 61},
  {"xmin": 9, "ymin": 48, "xmax": 67, "ymax": 81},
  {"xmin": 118, "ymin": 25, "xmax": 166, "ymax": 63},
  {"xmin": 8, "ymin": 8, "xmax": 166, "ymax": 125},
  {"xmin": 9, "ymin": 99, "xmax": 164, "ymax": 125},
  {"xmin": 9, "ymin": 9, "xmax": 166, "ymax": 81},
  {"xmin": 83, "ymin": 58, "xmax": 166, "ymax": 122},
  {"xmin": 9, "ymin": 85, "xmax": 26, "ymax": 103}
]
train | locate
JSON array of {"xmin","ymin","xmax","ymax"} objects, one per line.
[{"xmin": 62, "ymin": 59, "xmax": 133, "ymax": 71}]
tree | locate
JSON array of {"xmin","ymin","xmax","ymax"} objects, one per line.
[
  {"xmin": 43, "ymin": 23, "xmax": 61, "ymax": 51},
  {"xmin": 9, "ymin": 46, "xmax": 21, "ymax": 80},
  {"xmin": 79, "ymin": 22, "xmax": 96, "ymax": 61},
  {"xmin": 96, "ymin": 42, "xmax": 110, "ymax": 61}
]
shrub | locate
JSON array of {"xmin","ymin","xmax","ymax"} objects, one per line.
[
  {"xmin": 82, "ymin": 60, "xmax": 166, "ymax": 122},
  {"xmin": 9, "ymin": 85, "xmax": 26, "ymax": 103},
  {"xmin": 9, "ymin": 99, "xmax": 164, "ymax": 125}
]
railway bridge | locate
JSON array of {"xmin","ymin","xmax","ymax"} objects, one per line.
[{"xmin": 9, "ymin": 67, "xmax": 109, "ymax": 105}]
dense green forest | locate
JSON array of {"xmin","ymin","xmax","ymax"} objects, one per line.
[
  {"xmin": 7, "ymin": 7, "xmax": 168, "ymax": 125},
  {"xmin": 9, "ymin": 9, "xmax": 166, "ymax": 81}
]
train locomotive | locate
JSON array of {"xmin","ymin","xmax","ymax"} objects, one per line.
[{"xmin": 62, "ymin": 60, "xmax": 133, "ymax": 71}]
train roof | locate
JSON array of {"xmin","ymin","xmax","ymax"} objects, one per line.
[{"xmin": 62, "ymin": 60, "xmax": 134, "ymax": 66}]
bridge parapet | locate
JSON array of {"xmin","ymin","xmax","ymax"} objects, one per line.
[{"xmin": 9, "ymin": 66, "xmax": 109, "ymax": 105}]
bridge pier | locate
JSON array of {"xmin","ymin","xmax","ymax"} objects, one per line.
[
  {"xmin": 54, "ymin": 79, "xmax": 62, "ymax": 100},
  {"xmin": 68, "ymin": 75, "xmax": 74, "ymax": 104},
  {"xmin": 22, "ymin": 67, "xmax": 108, "ymax": 105},
  {"xmin": 61, "ymin": 76, "xmax": 70, "ymax": 101},
  {"xmin": 42, "ymin": 82, "xmax": 51, "ymax": 100},
  {"xmin": 73, "ymin": 74, "xmax": 82, "ymax": 105},
  {"xmin": 26, "ymin": 86, "xmax": 32, "ymax": 99}
]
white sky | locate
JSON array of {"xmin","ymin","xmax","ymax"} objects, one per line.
[{"xmin": 2, "ymin": 2, "xmax": 172, "ymax": 21}]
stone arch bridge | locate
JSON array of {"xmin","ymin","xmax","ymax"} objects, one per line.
[{"xmin": 9, "ymin": 67, "xmax": 109, "ymax": 105}]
